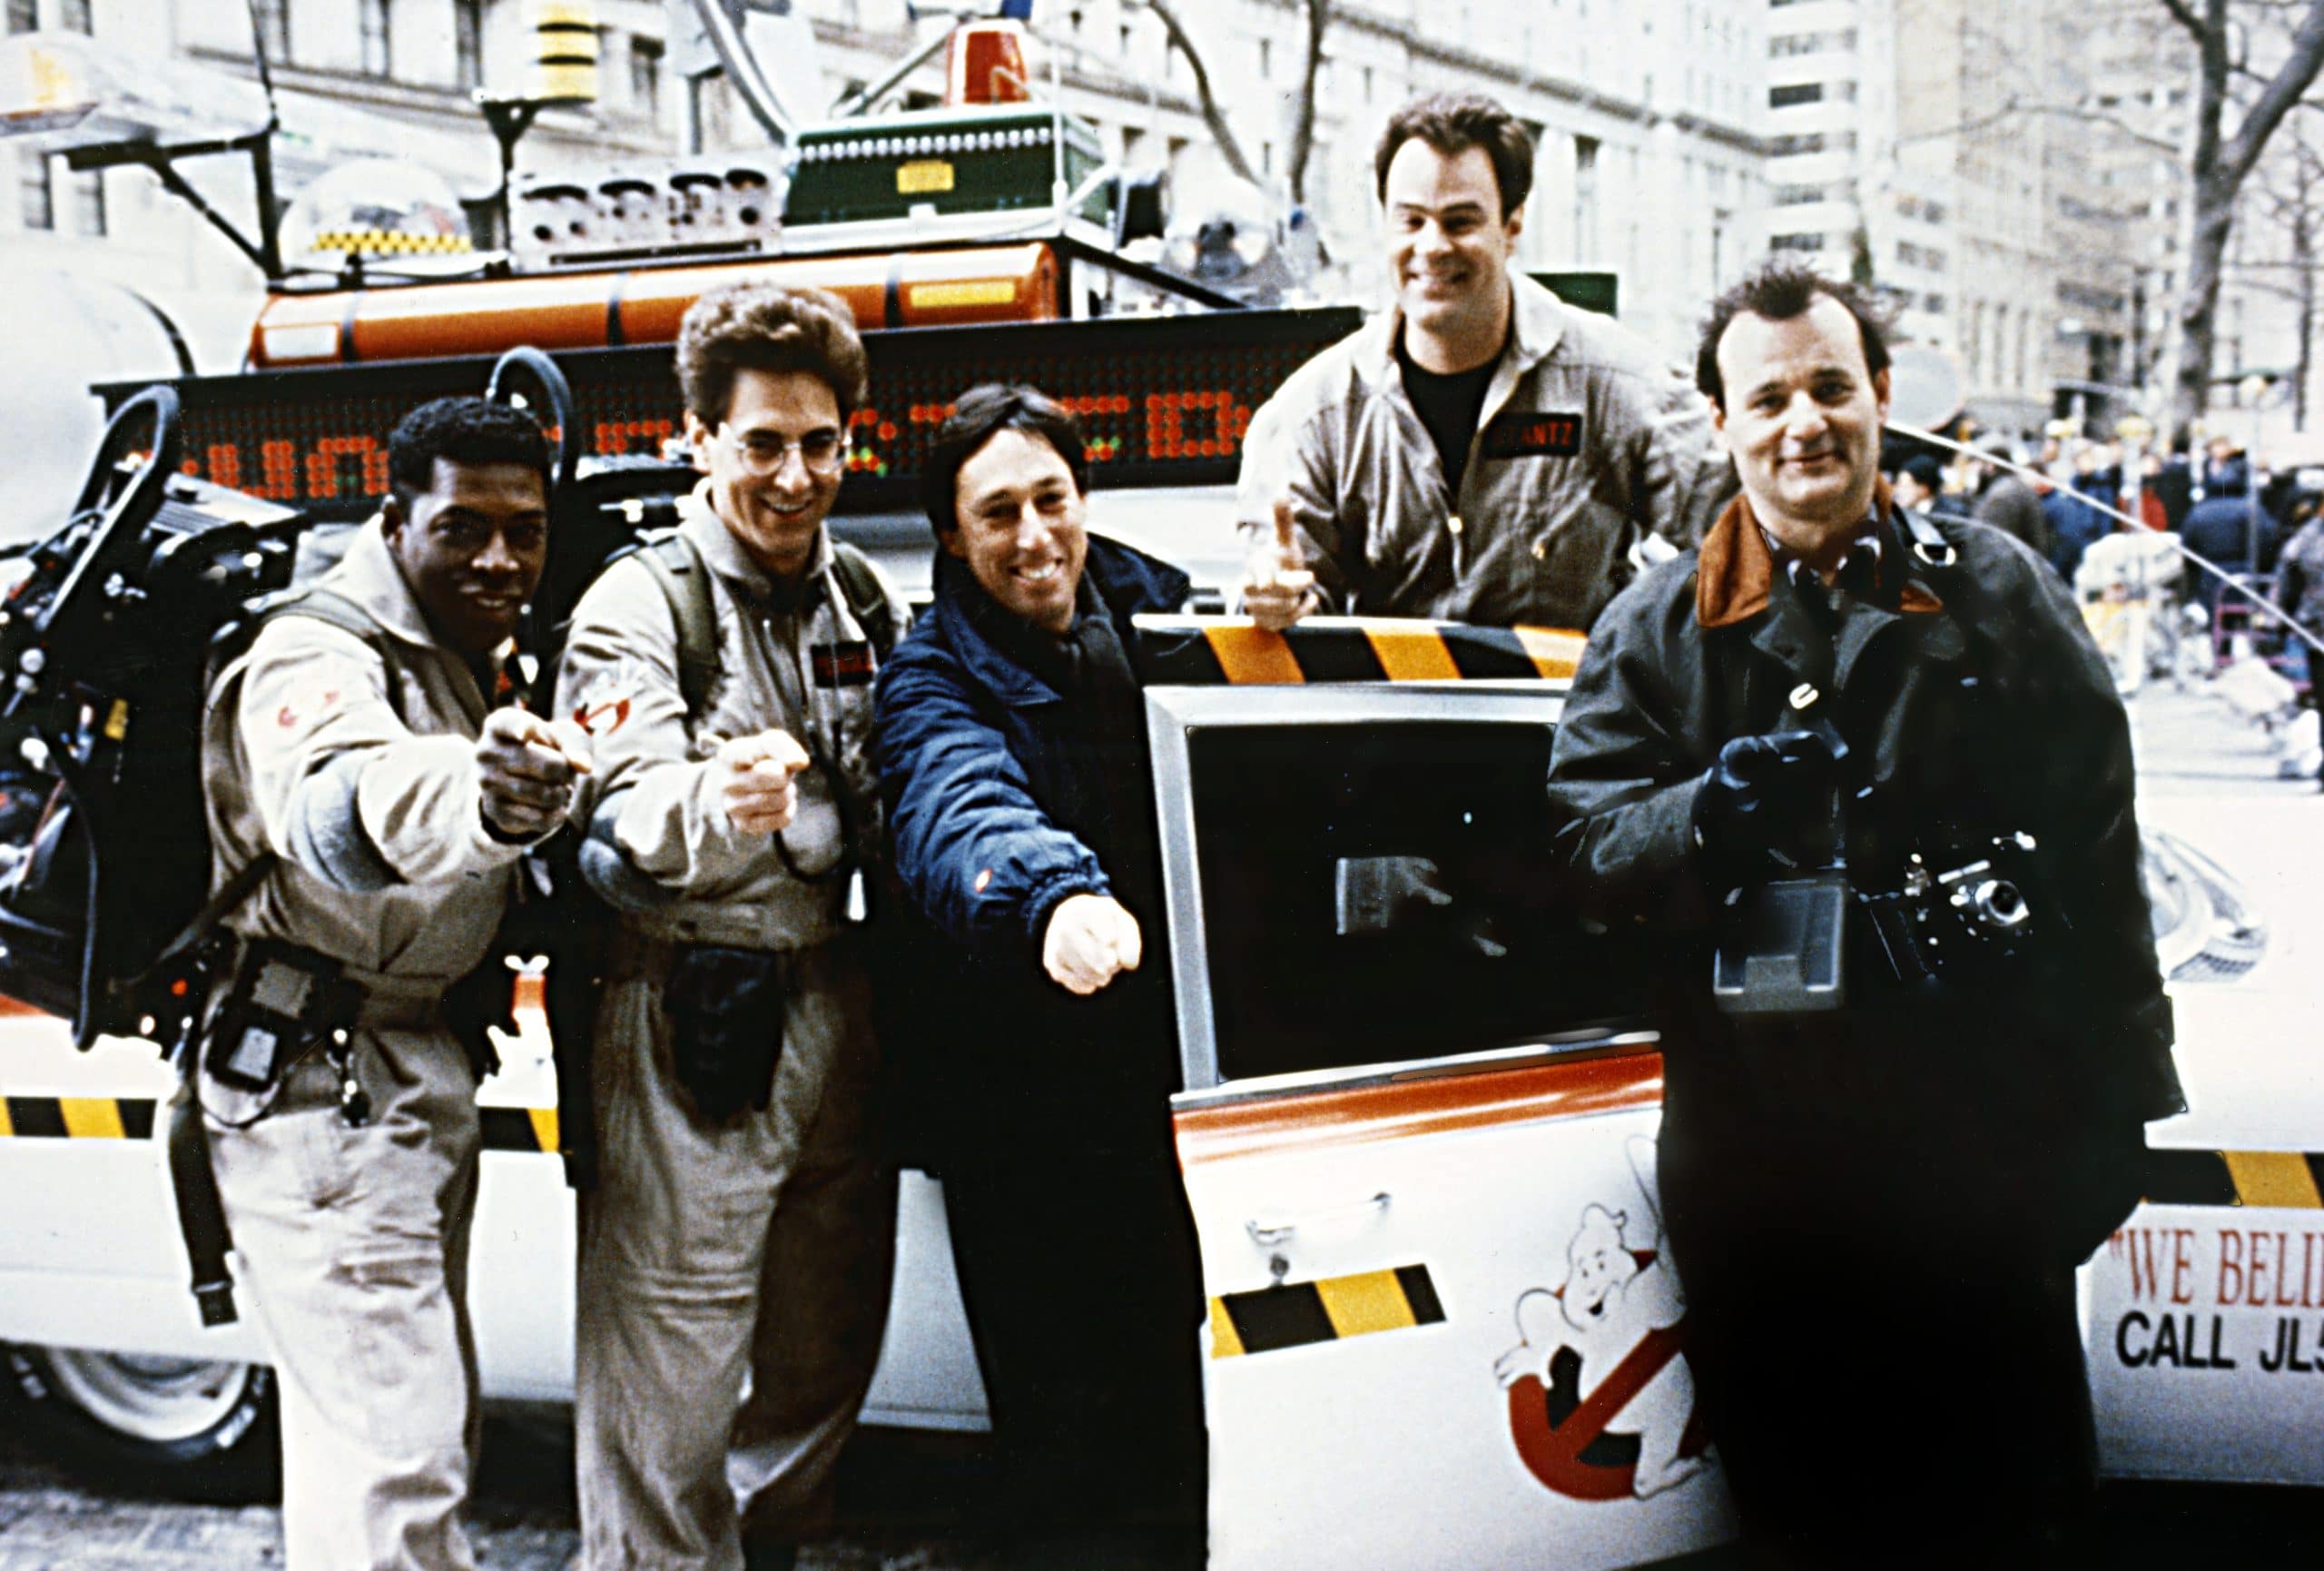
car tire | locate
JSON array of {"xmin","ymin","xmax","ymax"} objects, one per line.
[{"xmin": 3, "ymin": 1343, "xmax": 281, "ymax": 1503}]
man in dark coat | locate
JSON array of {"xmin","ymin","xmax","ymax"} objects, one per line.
[
  {"xmin": 1545, "ymin": 263, "xmax": 2182, "ymax": 1566},
  {"xmin": 2181, "ymin": 452, "xmax": 2275, "ymax": 619},
  {"xmin": 873, "ymin": 384, "xmax": 1204, "ymax": 1560},
  {"xmin": 1969, "ymin": 436, "xmax": 2052, "ymax": 561}
]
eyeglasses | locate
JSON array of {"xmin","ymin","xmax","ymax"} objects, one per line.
[{"xmin": 724, "ymin": 426, "xmax": 847, "ymax": 477}]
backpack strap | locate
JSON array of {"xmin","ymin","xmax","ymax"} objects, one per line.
[
  {"xmin": 629, "ymin": 531, "xmax": 901, "ymax": 725},
  {"xmin": 162, "ymin": 588, "xmax": 405, "ymax": 973},
  {"xmin": 830, "ymin": 539, "xmax": 904, "ymax": 662},
  {"xmin": 631, "ymin": 529, "xmax": 722, "ymax": 723}
]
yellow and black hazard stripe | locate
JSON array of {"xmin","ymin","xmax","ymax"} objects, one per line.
[
  {"xmin": 1208, "ymin": 1264, "xmax": 1445, "ymax": 1359},
  {"xmin": 2145, "ymin": 1150, "xmax": 2324, "ymax": 1210},
  {"xmin": 0, "ymin": 1096, "xmax": 559, "ymax": 1154},
  {"xmin": 1135, "ymin": 617, "xmax": 1584, "ymax": 687},
  {"xmin": 310, "ymin": 230, "xmax": 475, "ymax": 256}
]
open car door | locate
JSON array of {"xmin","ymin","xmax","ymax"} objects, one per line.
[{"xmin": 1140, "ymin": 655, "xmax": 1739, "ymax": 1571}]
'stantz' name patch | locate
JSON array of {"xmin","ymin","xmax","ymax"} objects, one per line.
[
  {"xmin": 1482, "ymin": 410, "xmax": 1584, "ymax": 460},
  {"xmin": 813, "ymin": 643, "xmax": 879, "ymax": 686}
]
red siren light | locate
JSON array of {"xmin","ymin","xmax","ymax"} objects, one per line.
[{"xmin": 945, "ymin": 20, "xmax": 1031, "ymax": 105}]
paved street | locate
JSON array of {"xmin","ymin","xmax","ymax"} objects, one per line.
[
  {"xmin": 2128, "ymin": 668, "xmax": 2319, "ymax": 798},
  {"xmin": 1, "ymin": 677, "xmax": 2314, "ymax": 1569}
]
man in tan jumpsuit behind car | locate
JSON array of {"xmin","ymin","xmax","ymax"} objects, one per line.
[
  {"xmin": 557, "ymin": 282, "xmax": 908, "ymax": 1571},
  {"xmin": 200, "ymin": 396, "xmax": 591, "ymax": 1571},
  {"xmin": 1238, "ymin": 92, "xmax": 1732, "ymax": 631}
]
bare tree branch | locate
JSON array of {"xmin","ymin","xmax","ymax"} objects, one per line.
[
  {"xmin": 1285, "ymin": 0, "xmax": 1329, "ymax": 204},
  {"xmin": 2221, "ymin": 0, "xmax": 2324, "ymax": 186},
  {"xmin": 2160, "ymin": 0, "xmax": 2210, "ymax": 36},
  {"xmin": 1139, "ymin": 0, "xmax": 1258, "ymax": 186},
  {"xmin": 2046, "ymin": 100, "xmax": 2188, "ymax": 155}
]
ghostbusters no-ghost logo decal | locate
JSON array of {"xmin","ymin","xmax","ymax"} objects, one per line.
[
  {"xmin": 573, "ymin": 697, "xmax": 633, "ymax": 736},
  {"xmin": 568, "ymin": 662, "xmax": 650, "ymax": 737},
  {"xmin": 275, "ymin": 687, "xmax": 340, "ymax": 731},
  {"xmin": 1492, "ymin": 1134, "xmax": 1713, "ymax": 1502}
]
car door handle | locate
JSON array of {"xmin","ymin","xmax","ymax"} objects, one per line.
[{"xmin": 1246, "ymin": 1192, "xmax": 1392, "ymax": 1248}]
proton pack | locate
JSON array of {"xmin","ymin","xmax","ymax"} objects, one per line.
[
  {"xmin": 0, "ymin": 348, "xmax": 663, "ymax": 1062},
  {"xmin": 0, "ymin": 387, "xmax": 312, "ymax": 1048}
]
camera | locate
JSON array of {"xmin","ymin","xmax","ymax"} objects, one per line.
[
  {"xmin": 1859, "ymin": 833, "xmax": 2043, "ymax": 987},
  {"xmin": 1713, "ymin": 832, "xmax": 2043, "ymax": 1018}
]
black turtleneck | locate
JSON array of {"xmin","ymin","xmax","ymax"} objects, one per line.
[{"xmin": 952, "ymin": 561, "xmax": 1161, "ymax": 918}]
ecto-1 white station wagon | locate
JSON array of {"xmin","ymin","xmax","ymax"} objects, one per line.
[{"xmin": 0, "ymin": 608, "xmax": 2316, "ymax": 1570}]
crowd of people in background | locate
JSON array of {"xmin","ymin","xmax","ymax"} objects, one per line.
[
  {"xmin": 1880, "ymin": 422, "xmax": 2323, "ymax": 786},
  {"xmin": 1883, "ymin": 423, "xmax": 2322, "ymax": 657}
]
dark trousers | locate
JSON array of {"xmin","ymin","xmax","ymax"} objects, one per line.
[
  {"xmin": 1659, "ymin": 1113, "xmax": 2097, "ymax": 1570},
  {"xmin": 940, "ymin": 1140, "xmax": 1209, "ymax": 1540}
]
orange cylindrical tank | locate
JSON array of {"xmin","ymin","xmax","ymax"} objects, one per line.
[{"xmin": 246, "ymin": 242, "xmax": 1062, "ymax": 369}]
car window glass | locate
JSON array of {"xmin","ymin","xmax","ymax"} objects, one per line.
[{"xmin": 1185, "ymin": 718, "xmax": 1649, "ymax": 1082}]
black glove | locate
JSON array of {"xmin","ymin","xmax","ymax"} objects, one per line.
[{"xmin": 1693, "ymin": 730, "xmax": 1841, "ymax": 883}]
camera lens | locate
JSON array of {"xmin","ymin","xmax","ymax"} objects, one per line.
[{"xmin": 1970, "ymin": 879, "xmax": 2029, "ymax": 931}]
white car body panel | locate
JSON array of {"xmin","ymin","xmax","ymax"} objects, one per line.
[
  {"xmin": 2082, "ymin": 795, "xmax": 2324, "ymax": 1487},
  {"xmin": 0, "ymin": 999, "xmax": 990, "ymax": 1428},
  {"xmin": 1186, "ymin": 1085, "xmax": 1738, "ymax": 1570},
  {"xmin": 0, "ymin": 661, "xmax": 2317, "ymax": 1561}
]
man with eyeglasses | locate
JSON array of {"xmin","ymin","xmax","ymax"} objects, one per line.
[{"xmin": 555, "ymin": 282, "xmax": 910, "ymax": 1571}]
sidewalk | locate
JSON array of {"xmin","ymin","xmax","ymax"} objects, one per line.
[{"xmin": 2128, "ymin": 679, "xmax": 2317, "ymax": 798}]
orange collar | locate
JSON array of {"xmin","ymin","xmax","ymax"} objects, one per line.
[{"xmin": 1696, "ymin": 479, "xmax": 1945, "ymax": 627}]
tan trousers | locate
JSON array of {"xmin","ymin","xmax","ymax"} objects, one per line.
[
  {"xmin": 576, "ymin": 937, "xmax": 896, "ymax": 1571},
  {"xmin": 207, "ymin": 1025, "xmax": 482, "ymax": 1571}
]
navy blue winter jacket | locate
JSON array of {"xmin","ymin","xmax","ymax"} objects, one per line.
[{"xmin": 873, "ymin": 535, "xmax": 1192, "ymax": 1154}]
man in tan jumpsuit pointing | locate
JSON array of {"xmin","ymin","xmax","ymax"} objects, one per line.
[
  {"xmin": 199, "ymin": 396, "xmax": 590, "ymax": 1571},
  {"xmin": 557, "ymin": 282, "xmax": 908, "ymax": 1571}
]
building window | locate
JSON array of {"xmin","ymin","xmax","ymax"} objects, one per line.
[
  {"xmin": 1769, "ymin": 29, "xmax": 1856, "ymax": 57},
  {"xmin": 1574, "ymin": 134, "xmax": 1600, "ymax": 266},
  {"xmin": 1769, "ymin": 131, "xmax": 1855, "ymax": 157},
  {"xmin": 1771, "ymin": 232, "xmax": 1826, "ymax": 252},
  {"xmin": 253, "ymin": 0, "xmax": 288, "ymax": 61},
  {"xmin": 1258, "ymin": 37, "xmax": 1271, "ymax": 78},
  {"xmin": 71, "ymin": 165, "xmax": 102, "ymax": 235},
  {"xmin": 56, "ymin": 0, "xmax": 87, "ymax": 30},
  {"xmin": 630, "ymin": 35, "xmax": 661, "ymax": 120},
  {"xmin": 360, "ymin": 0, "xmax": 390, "ymax": 76},
  {"xmin": 5, "ymin": 0, "xmax": 34, "ymax": 33},
  {"xmin": 1773, "ymin": 183, "xmax": 1831, "ymax": 206},
  {"xmin": 20, "ymin": 153, "xmax": 54, "ymax": 232},
  {"xmin": 455, "ymin": 0, "xmax": 483, "ymax": 90},
  {"xmin": 1769, "ymin": 83, "xmax": 1823, "ymax": 107}
]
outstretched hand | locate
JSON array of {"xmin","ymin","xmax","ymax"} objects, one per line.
[
  {"xmin": 716, "ymin": 729, "xmax": 812, "ymax": 835},
  {"xmin": 1240, "ymin": 498, "xmax": 1317, "ymax": 632},
  {"xmin": 478, "ymin": 708, "xmax": 593, "ymax": 839},
  {"xmin": 1041, "ymin": 893, "xmax": 1143, "ymax": 995}
]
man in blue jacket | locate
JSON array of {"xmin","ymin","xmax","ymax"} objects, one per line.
[{"xmin": 874, "ymin": 384, "xmax": 1205, "ymax": 1561}]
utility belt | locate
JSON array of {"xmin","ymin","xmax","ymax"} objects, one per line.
[
  {"xmin": 620, "ymin": 929, "xmax": 823, "ymax": 1128},
  {"xmin": 170, "ymin": 934, "xmax": 484, "ymax": 1331}
]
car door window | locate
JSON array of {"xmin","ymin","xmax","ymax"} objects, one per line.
[{"xmin": 1147, "ymin": 685, "xmax": 1649, "ymax": 1090}]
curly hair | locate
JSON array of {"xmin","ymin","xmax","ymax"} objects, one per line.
[
  {"xmin": 1695, "ymin": 262, "xmax": 1894, "ymax": 409},
  {"xmin": 386, "ymin": 397, "xmax": 550, "ymax": 509},
  {"xmin": 675, "ymin": 282, "xmax": 870, "ymax": 428},
  {"xmin": 1374, "ymin": 93, "xmax": 1535, "ymax": 220},
  {"xmin": 919, "ymin": 383, "xmax": 1089, "ymax": 539}
]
